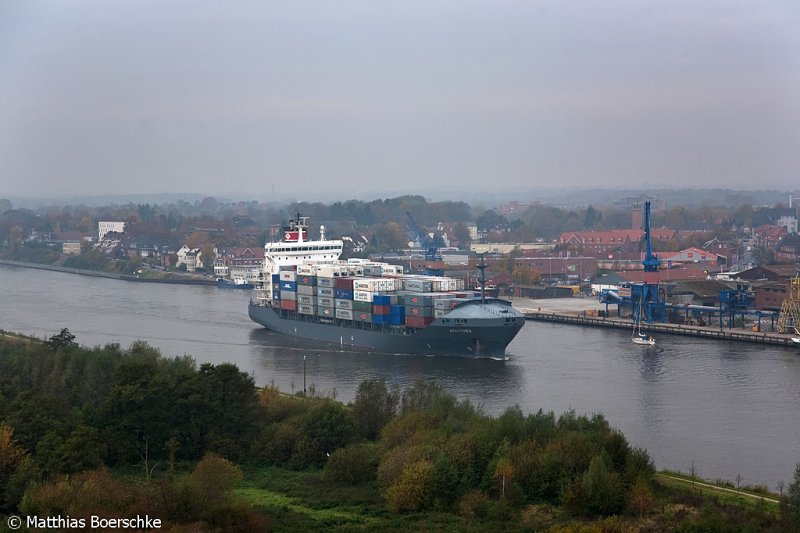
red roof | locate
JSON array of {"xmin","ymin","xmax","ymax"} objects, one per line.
[{"xmin": 619, "ymin": 267, "xmax": 709, "ymax": 283}]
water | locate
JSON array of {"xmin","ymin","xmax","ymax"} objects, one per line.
[{"xmin": 1, "ymin": 264, "xmax": 798, "ymax": 489}]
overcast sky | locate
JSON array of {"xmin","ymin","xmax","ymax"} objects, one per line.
[{"xmin": 1, "ymin": 1, "xmax": 798, "ymax": 201}]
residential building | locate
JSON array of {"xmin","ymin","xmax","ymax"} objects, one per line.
[
  {"xmin": 214, "ymin": 247, "xmax": 264, "ymax": 281},
  {"xmin": 176, "ymin": 245, "xmax": 202, "ymax": 272},
  {"xmin": 98, "ymin": 221, "xmax": 125, "ymax": 241}
]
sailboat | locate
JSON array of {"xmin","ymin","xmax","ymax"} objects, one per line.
[{"xmin": 632, "ymin": 301, "xmax": 655, "ymax": 346}]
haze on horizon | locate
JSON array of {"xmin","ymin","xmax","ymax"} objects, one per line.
[{"xmin": 1, "ymin": 1, "xmax": 798, "ymax": 201}]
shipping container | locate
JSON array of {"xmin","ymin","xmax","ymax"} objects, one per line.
[
  {"xmin": 335, "ymin": 299, "xmax": 353, "ymax": 310},
  {"xmin": 297, "ymin": 295, "xmax": 315, "ymax": 306},
  {"xmin": 297, "ymin": 285, "xmax": 315, "ymax": 296},
  {"xmin": 280, "ymin": 300, "xmax": 297, "ymax": 311},
  {"xmin": 372, "ymin": 304, "xmax": 390, "ymax": 315},
  {"xmin": 354, "ymin": 290, "xmax": 373, "ymax": 302},
  {"xmin": 280, "ymin": 281, "xmax": 297, "ymax": 292},
  {"xmin": 372, "ymin": 314, "xmax": 389, "ymax": 325},
  {"xmin": 280, "ymin": 271, "xmax": 297, "ymax": 282},
  {"xmin": 372, "ymin": 294, "xmax": 391, "ymax": 306},
  {"xmin": 317, "ymin": 306, "xmax": 334, "ymax": 318},
  {"xmin": 317, "ymin": 287, "xmax": 334, "ymax": 298},
  {"xmin": 297, "ymin": 275, "xmax": 317, "ymax": 286},
  {"xmin": 402, "ymin": 279, "xmax": 432, "ymax": 292},
  {"xmin": 407, "ymin": 305, "xmax": 434, "ymax": 317},
  {"xmin": 335, "ymin": 308, "xmax": 354, "ymax": 320},
  {"xmin": 297, "ymin": 265, "xmax": 316, "ymax": 276},
  {"xmin": 334, "ymin": 277, "xmax": 354, "ymax": 290},
  {"xmin": 317, "ymin": 277, "xmax": 334, "ymax": 288},
  {"xmin": 434, "ymin": 298, "xmax": 460, "ymax": 310},
  {"xmin": 318, "ymin": 297, "xmax": 334, "ymax": 308},
  {"xmin": 405, "ymin": 294, "xmax": 436, "ymax": 307},
  {"xmin": 406, "ymin": 315, "xmax": 433, "ymax": 328},
  {"xmin": 355, "ymin": 312, "xmax": 372, "ymax": 323},
  {"xmin": 298, "ymin": 304, "xmax": 316, "ymax": 315},
  {"xmin": 280, "ymin": 290, "xmax": 297, "ymax": 301},
  {"xmin": 334, "ymin": 288, "xmax": 354, "ymax": 300},
  {"xmin": 272, "ymin": 291, "xmax": 281, "ymax": 300},
  {"xmin": 353, "ymin": 300, "xmax": 372, "ymax": 312}
]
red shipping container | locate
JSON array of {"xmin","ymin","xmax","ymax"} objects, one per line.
[
  {"xmin": 372, "ymin": 305, "xmax": 390, "ymax": 315},
  {"xmin": 335, "ymin": 277, "xmax": 354, "ymax": 290},
  {"xmin": 280, "ymin": 300, "xmax": 297, "ymax": 311},
  {"xmin": 405, "ymin": 316, "xmax": 433, "ymax": 328}
]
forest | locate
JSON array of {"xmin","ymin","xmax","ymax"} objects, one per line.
[{"xmin": 1, "ymin": 329, "xmax": 797, "ymax": 531}]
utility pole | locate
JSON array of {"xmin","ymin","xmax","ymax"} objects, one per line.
[{"xmin": 303, "ymin": 355, "xmax": 307, "ymax": 396}]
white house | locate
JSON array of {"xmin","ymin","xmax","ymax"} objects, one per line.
[
  {"xmin": 98, "ymin": 221, "xmax": 125, "ymax": 241},
  {"xmin": 176, "ymin": 245, "xmax": 202, "ymax": 272}
]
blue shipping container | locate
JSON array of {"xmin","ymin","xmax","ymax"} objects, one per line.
[
  {"xmin": 281, "ymin": 281, "xmax": 297, "ymax": 292},
  {"xmin": 272, "ymin": 274, "xmax": 280, "ymax": 284},
  {"xmin": 335, "ymin": 288, "xmax": 354, "ymax": 300},
  {"xmin": 272, "ymin": 291, "xmax": 281, "ymax": 300},
  {"xmin": 372, "ymin": 314, "xmax": 390, "ymax": 325},
  {"xmin": 372, "ymin": 294, "xmax": 391, "ymax": 305}
]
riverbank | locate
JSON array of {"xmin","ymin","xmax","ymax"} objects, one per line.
[
  {"xmin": 0, "ymin": 258, "xmax": 216, "ymax": 285},
  {"xmin": 511, "ymin": 296, "xmax": 798, "ymax": 347}
]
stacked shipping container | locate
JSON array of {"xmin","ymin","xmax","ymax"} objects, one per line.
[{"xmin": 269, "ymin": 261, "xmax": 475, "ymax": 330}]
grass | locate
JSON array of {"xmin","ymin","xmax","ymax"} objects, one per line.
[
  {"xmin": 236, "ymin": 465, "xmax": 501, "ymax": 532},
  {"xmin": 655, "ymin": 471, "xmax": 780, "ymax": 512}
]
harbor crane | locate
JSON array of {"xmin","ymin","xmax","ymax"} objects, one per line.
[
  {"xmin": 405, "ymin": 211, "xmax": 444, "ymax": 276},
  {"xmin": 632, "ymin": 201, "xmax": 666, "ymax": 323}
]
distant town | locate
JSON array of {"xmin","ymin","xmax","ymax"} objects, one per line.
[{"xmin": 1, "ymin": 193, "xmax": 799, "ymax": 313}]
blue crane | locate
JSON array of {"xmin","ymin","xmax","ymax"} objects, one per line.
[
  {"xmin": 405, "ymin": 211, "xmax": 442, "ymax": 262},
  {"xmin": 406, "ymin": 211, "xmax": 444, "ymax": 276},
  {"xmin": 632, "ymin": 201, "xmax": 665, "ymax": 323}
]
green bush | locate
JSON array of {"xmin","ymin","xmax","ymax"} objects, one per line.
[{"xmin": 323, "ymin": 442, "xmax": 377, "ymax": 485}]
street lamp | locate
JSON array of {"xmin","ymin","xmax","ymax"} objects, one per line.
[{"xmin": 303, "ymin": 355, "xmax": 306, "ymax": 396}]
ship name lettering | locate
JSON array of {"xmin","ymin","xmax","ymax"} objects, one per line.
[{"xmin": 449, "ymin": 328, "xmax": 472, "ymax": 333}]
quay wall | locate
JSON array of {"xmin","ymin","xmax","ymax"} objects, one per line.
[{"xmin": 524, "ymin": 311, "xmax": 797, "ymax": 347}]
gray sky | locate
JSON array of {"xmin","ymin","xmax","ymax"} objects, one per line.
[{"xmin": 1, "ymin": 0, "xmax": 798, "ymax": 200}]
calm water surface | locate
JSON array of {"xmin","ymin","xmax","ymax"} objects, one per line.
[{"xmin": 2, "ymin": 265, "xmax": 798, "ymax": 488}]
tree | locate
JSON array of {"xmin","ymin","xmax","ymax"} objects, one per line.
[
  {"xmin": 628, "ymin": 477, "xmax": 653, "ymax": 518},
  {"xmin": 46, "ymin": 328, "xmax": 77, "ymax": 351},
  {"xmin": 187, "ymin": 453, "xmax": 243, "ymax": 510},
  {"xmin": 783, "ymin": 462, "xmax": 800, "ymax": 529},
  {"xmin": 352, "ymin": 378, "xmax": 398, "ymax": 440},
  {"xmin": 452, "ymin": 222, "xmax": 471, "ymax": 249}
]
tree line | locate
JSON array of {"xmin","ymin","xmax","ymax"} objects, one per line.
[{"xmin": 1, "ymin": 330, "xmax": 798, "ymax": 530}]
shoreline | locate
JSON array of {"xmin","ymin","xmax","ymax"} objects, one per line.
[
  {"xmin": 510, "ymin": 296, "xmax": 796, "ymax": 347},
  {"xmin": 0, "ymin": 259, "xmax": 217, "ymax": 286}
]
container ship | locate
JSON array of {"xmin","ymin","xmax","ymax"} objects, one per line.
[{"xmin": 248, "ymin": 215, "xmax": 524, "ymax": 357}]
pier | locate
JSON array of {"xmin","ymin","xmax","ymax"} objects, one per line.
[{"xmin": 512, "ymin": 297, "xmax": 798, "ymax": 347}]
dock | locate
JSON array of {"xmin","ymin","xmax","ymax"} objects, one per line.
[{"xmin": 512, "ymin": 297, "xmax": 798, "ymax": 347}]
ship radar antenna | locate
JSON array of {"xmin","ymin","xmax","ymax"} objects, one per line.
[
  {"xmin": 477, "ymin": 253, "xmax": 488, "ymax": 303},
  {"xmin": 319, "ymin": 225, "xmax": 326, "ymax": 240}
]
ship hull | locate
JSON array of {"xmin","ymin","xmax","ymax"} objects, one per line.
[{"xmin": 249, "ymin": 302, "xmax": 523, "ymax": 358}]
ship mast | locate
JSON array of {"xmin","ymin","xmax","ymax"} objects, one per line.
[{"xmin": 477, "ymin": 253, "xmax": 488, "ymax": 303}]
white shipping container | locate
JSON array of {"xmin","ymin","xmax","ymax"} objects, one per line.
[
  {"xmin": 297, "ymin": 265, "xmax": 316, "ymax": 276},
  {"xmin": 318, "ymin": 297, "xmax": 334, "ymax": 307},
  {"xmin": 298, "ymin": 304, "xmax": 316, "ymax": 315},
  {"xmin": 354, "ymin": 290, "xmax": 373, "ymax": 302},
  {"xmin": 280, "ymin": 271, "xmax": 296, "ymax": 282},
  {"xmin": 297, "ymin": 285, "xmax": 315, "ymax": 296}
]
